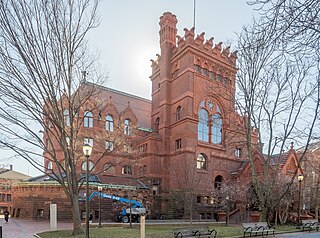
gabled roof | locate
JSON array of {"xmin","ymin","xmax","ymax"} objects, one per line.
[
  {"xmin": 84, "ymin": 82, "xmax": 152, "ymax": 129},
  {"xmin": 0, "ymin": 168, "xmax": 31, "ymax": 181}
]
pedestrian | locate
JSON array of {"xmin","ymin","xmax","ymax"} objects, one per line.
[
  {"xmin": 4, "ymin": 209, "xmax": 9, "ymax": 223},
  {"xmin": 89, "ymin": 212, "xmax": 93, "ymax": 224}
]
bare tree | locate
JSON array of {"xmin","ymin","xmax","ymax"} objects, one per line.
[
  {"xmin": 0, "ymin": 0, "xmax": 106, "ymax": 235},
  {"xmin": 235, "ymin": 13, "xmax": 320, "ymax": 221}
]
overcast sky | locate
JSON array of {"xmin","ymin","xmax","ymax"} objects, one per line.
[{"xmin": 11, "ymin": 0, "xmax": 256, "ymax": 176}]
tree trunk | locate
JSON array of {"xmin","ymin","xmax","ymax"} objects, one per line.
[{"xmin": 71, "ymin": 194, "xmax": 83, "ymax": 235}]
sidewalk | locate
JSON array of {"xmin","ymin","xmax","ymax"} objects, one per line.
[{"xmin": 0, "ymin": 218, "xmax": 72, "ymax": 238}]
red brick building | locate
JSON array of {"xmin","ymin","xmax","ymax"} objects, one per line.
[{"xmin": 12, "ymin": 12, "xmax": 308, "ymax": 221}]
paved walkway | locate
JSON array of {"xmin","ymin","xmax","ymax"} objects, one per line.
[{"xmin": 0, "ymin": 218, "xmax": 72, "ymax": 238}]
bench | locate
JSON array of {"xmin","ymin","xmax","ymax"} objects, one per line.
[
  {"xmin": 173, "ymin": 226, "xmax": 217, "ymax": 238},
  {"xmin": 243, "ymin": 222, "xmax": 275, "ymax": 237},
  {"xmin": 301, "ymin": 219, "xmax": 319, "ymax": 232}
]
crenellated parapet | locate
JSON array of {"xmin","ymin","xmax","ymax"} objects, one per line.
[{"xmin": 174, "ymin": 27, "xmax": 238, "ymax": 66}]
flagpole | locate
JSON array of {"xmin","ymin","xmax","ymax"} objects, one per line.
[{"xmin": 193, "ymin": 0, "xmax": 196, "ymax": 28}]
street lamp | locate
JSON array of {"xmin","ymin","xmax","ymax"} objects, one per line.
[
  {"xmin": 98, "ymin": 186, "xmax": 103, "ymax": 228},
  {"xmin": 83, "ymin": 143, "xmax": 92, "ymax": 238},
  {"xmin": 297, "ymin": 174, "xmax": 303, "ymax": 225},
  {"xmin": 226, "ymin": 195, "xmax": 230, "ymax": 226}
]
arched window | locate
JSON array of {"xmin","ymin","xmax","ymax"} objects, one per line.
[
  {"xmin": 176, "ymin": 106, "xmax": 182, "ymax": 121},
  {"xmin": 124, "ymin": 119, "xmax": 132, "ymax": 135},
  {"xmin": 212, "ymin": 114, "xmax": 222, "ymax": 144},
  {"xmin": 121, "ymin": 165, "xmax": 132, "ymax": 175},
  {"xmin": 198, "ymin": 109, "xmax": 209, "ymax": 142},
  {"xmin": 82, "ymin": 161, "xmax": 94, "ymax": 171},
  {"xmin": 106, "ymin": 115, "xmax": 114, "ymax": 131},
  {"xmin": 104, "ymin": 163, "xmax": 115, "ymax": 174},
  {"xmin": 84, "ymin": 111, "xmax": 93, "ymax": 128},
  {"xmin": 155, "ymin": 117, "xmax": 160, "ymax": 132},
  {"xmin": 214, "ymin": 175, "xmax": 223, "ymax": 190},
  {"xmin": 196, "ymin": 153, "xmax": 207, "ymax": 170},
  {"xmin": 197, "ymin": 99, "xmax": 223, "ymax": 144},
  {"xmin": 63, "ymin": 109, "xmax": 70, "ymax": 126}
]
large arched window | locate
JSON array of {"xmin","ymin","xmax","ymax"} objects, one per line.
[
  {"xmin": 196, "ymin": 153, "xmax": 207, "ymax": 170},
  {"xmin": 212, "ymin": 114, "xmax": 222, "ymax": 144},
  {"xmin": 198, "ymin": 109, "xmax": 209, "ymax": 142},
  {"xmin": 106, "ymin": 115, "xmax": 114, "ymax": 131},
  {"xmin": 63, "ymin": 109, "xmax": 70, "ymax": 126},
  {"xmin": 197, "ymin": 99, "xmax": 223, "ymax": 144},
  {"xmin": 124, "ymin": 119, "xmax": 132, "ymax": 135},
  {"xmin": 82, "ymin": 161, "xmax": 94, "ymax": 171},
  {"xmin": 84, "ymin": 111, "xmax": 93, "ymax": 128}
]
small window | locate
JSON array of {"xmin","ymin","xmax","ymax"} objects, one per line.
[
  {"xmin": 176, "ymin": 106, "xmax": 182, "ymax": 121},
  {"xmin": 122, "ymin": 165, "xmax": 132, "ymax": 175},
  {"xmin": 195, "ymin": 65, "xmax": 201, "ymax": 73},
  {"xmin": 7, "ymin": 194, "xmax": 11, "ymax": 202},
  {"xmin": 124, "ymin": 119, "xmax": 132, "ymax": 135},
  {"xmin": 84, "ymin": 138, "xmax": 93, "ymax": 147},
  {"xmin": 84, "ymin": 111, "xmax": 93, "ymax": 128},
  {"xmin": 214, "ymin": 175, "xmax": 223, "ymax": 190},
  {"xmin": 175, "ymin": 139, "xmax": 182, "ymax": 150},
  {"xmin": 209, "ymin": 71, "xmax": 215, "ymax": 80},
  {"xmin": 63, "ymin": 109, "xmax": 70, "ymax": 126},
  {"xmin": 82, "ymin": 161, "xmax": 94, "ymax": 171},
  {"xmin": 47, "ymin": 161, "xmax": 53, "ymax": 170},
  {"xmin": 66, "ymin": 137, "xmax": 70, "ymax": 147},
  {"xmin": 235, "ymin": 148, "xmax": 241, "ymax": 158},
  {"xmin": 105, "ymin": 141, "xmax": 114, "ymax": 151},
  {"xmin": 98, "ymin": 112, "xmax": 102, "ymax": 121},
  {"xmin": 202, "ymin": 68, "xmax": 208, "ymax": 76},
  {"xmin": 155, "ymin": 117, "xmax": 160, "ymax": 132},
  {"xmin": 196, "ymin": 153, "xmax": 207, "ymax": 170},
  {"xmin": 106, "ymin": 115, "xmax": 114, "ymax": 131}
]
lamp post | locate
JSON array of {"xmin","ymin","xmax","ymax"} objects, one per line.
[
  {"xmin": 226, "ymin": 195, "xmax": 230, "ymax": 226},
  {"xmin": 83, "ymin": 143, "xmax": 92, "ymax": 238},
  {"xmin": 297, "ymin": 174, "xmax": 303, "ymax": 225},
  {"xmin": 98, "ymin": 186, "xmax": 102, "ymax": 228}
]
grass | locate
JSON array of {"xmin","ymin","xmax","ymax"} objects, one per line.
[{"xmin": 38, "ymin": 224, "xmax": 299, "ymax": 238}]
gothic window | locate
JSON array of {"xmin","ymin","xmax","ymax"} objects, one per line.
[
  {"xmin": 98, "ymin": 111, "xmax": 102, "ymax": 121},
  {"xmin": 122, "ymin": 165, "xmax": 132, "ymax": 175},
  {"xmin": 84, "ymin": 111, "xmax": 93, "ymax": 128},
  {"xmin": 212, "ymin": 114, "xmax": 222, "ymax": 144},
  {"xmin": 124, "ymin": 119, "xmax": 132, "ymax": 135},
  {"xmin": 198, "ymin": 109, "xmax": 209, "ymax": 142},
  {"xmin": 198, "ymin": 99, "xmax": 223, "ymax": 145},
  {"xmin": 106, "ymin": 115, "xmax": 114, "ymax": 131},
  {"xmin": 176, "ymin": 106, "xmax": 182, "ymax": 121},
  {"xmin": 63, "ymin": 109, "xmax": 70, "ymax": 126},
  {"xmin": 196, "ymin": 153, "xmax": 207, "ymax": 170},
  {"xmin": 155, "ymin": 117, "xmax": 160, "ymax": 132}
]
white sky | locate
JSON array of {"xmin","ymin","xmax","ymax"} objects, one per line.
[{"xmin": 10, "ymin": 0, "xmax": 256, "ymax": 176}]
